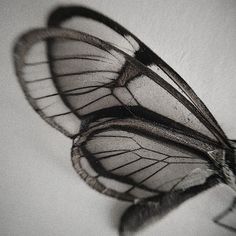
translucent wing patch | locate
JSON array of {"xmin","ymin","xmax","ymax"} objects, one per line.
[
  {"xmin": 15, "ymin": 29, "xmax": 126, "ymax": 137},
  {"xmin": 72, "ymin": 118, "xmax": 215, "ymax": 200},
  {"xmin": 47, "ymin": 38, "xmax": 124, "ymax": 117},
  {"xmin": 47, "ymin": 6, "xmax": 193, "ymax": 102},
  {"xmin": 48, "ymin": 6, "xmax": 230, "ymax": 147},
  {"xmin": 14, "ymin": 28, "xmax": 223, "ymax": 145},
  {"xmin": 14, "ymin": 32, "xmax": 81, "ymax": 137}
]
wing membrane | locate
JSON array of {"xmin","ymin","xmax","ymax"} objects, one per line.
[
  {"xmin": 14, "ymin": 28, "xmax": 225, "ymax": 145},
  {"xmin": 14, "ymin": 32, "xmax": 81, "ymax": 137},
  {"xmin": 14, "ymin": 29, "xmax": 125, "ymax": 137},
  {"xmin": 72, "ymin": 118, "xmax": 215, "ymax": 200},
  {"xmin": 47, "ymin": 38, "xmax": 123, "ymax": 117},
  {"xmin": 47, "ymin": 6, "xmax": 229, "ymax": 147},
  {"xmin": 15, "ymin": 28, "xmax": 222, "ymax": 145}
]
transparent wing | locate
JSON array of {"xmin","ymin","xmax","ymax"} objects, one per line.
[
  {"xmin": 14, "ymin": 28, "xmax": 224, "ymax": 201},
  {"xmin": 72, "ymin": 117, "xmax": 216, "ymax": 200},
  {"xmin": 47, "ymin": 6, "xmax": 229, "ymax": 147},
  {"xmin": 14, "ymin": 28, "xmax": 125, "ymax": 137},
  {"xmin": 14, "ymin": 28, "xmax": 222, "ymax": 145}
]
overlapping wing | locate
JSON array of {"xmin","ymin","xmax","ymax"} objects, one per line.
[
  {"xmin": 14, "ymin": 29, "xmax": 125, "ymax": 137},
  {"xmin": 14, "ymin": 28, "xmax": 222, "ymax": 200},
  {"xmin": 47, "ymin": 6, "xmax": 230, "ymax": 147}
]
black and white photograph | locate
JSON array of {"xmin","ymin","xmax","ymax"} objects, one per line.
[{"xmin": 1, "ymin": 1, "xmax": 236, "ymax": 235}]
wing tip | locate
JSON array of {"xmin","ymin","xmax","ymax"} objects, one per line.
[{"xmin": 48, "ymin": 5, "xmax": 101, "ymax": 27}]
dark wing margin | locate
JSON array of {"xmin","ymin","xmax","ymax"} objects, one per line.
[
  {"xmin": 47, "ymin": 5, "xmax": 230, "ymax": 148},
  {"xmin": 14, "ymin": 29, "xmax": 80, "ymax": 137}
]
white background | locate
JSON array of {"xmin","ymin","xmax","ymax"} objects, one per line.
[{"xmin": 1, "ymin": 0, "xmax": 236, "ymax": 235}]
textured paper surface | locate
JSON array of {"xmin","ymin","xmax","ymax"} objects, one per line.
[{"xmin": 0, "ymin": 0, "xmax": 236, "ymax": 235}]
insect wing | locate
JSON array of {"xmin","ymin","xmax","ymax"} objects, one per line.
[
  {"xmin": 13, "ymin": 28, "xmax": 226, "ymax": 200},
  {"xmin": 72, "ymin": 117, "xmax": 216, "ymax": 200},
  {"xmin": 47, "ymin": 6, "xmax": 229, "ymax": 147},
  {"xmin": 14, "ymin": 28, "xmax": 221, "ymax": 144}
]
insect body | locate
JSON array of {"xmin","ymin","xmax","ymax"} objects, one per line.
[{"xmin": 14, "ymin": 6, "xmax": 236, "ymax": 235}]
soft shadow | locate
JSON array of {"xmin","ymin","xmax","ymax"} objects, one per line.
[{"xmin": 109, "ymin": 200, "xmax": 131, "ymax": 230}]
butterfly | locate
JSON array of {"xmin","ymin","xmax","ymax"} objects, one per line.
[{"xmin": 13, "ymin": 5, "xmax": 236, "ymax": 235}]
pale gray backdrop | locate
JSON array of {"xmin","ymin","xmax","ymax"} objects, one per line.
[{"xmin": 0, "ymin": 0, "xmax": 236, "ymax": 235}]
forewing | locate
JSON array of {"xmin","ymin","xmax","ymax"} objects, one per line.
[
  {"xmin": 14, "ymin": 30, "xmax": 81, "ymax": 137},
  {"xmin": 47, "ymin": 6, "xmax": 229, "ymax": 146},
  {"xmin": 14, "ymin": 28, "xmax": 125, "ymax": 137},
  {"xmin": 14, "ymin": 28, "xmax": 223, "ymax": 144}
]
